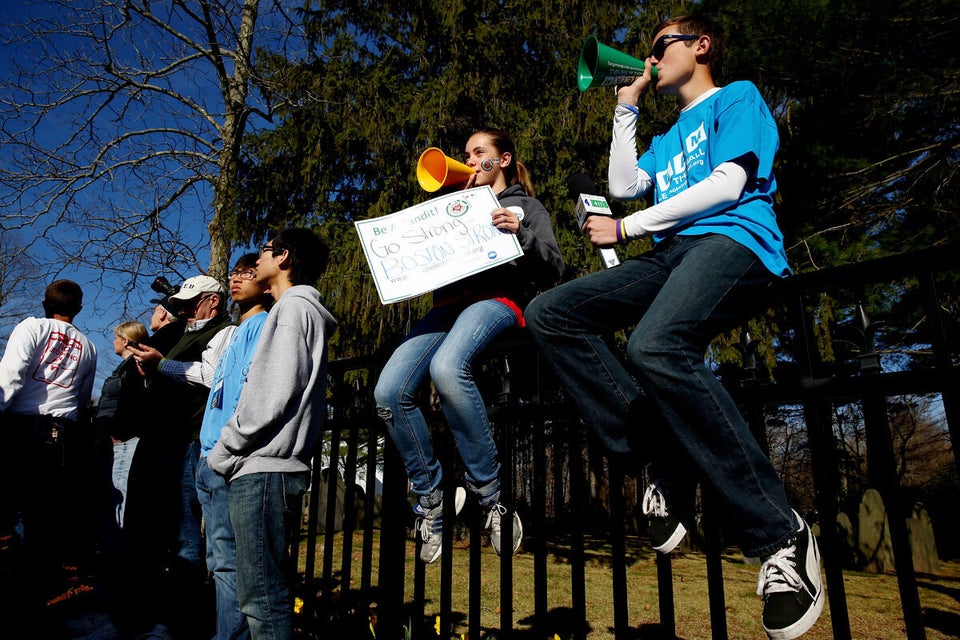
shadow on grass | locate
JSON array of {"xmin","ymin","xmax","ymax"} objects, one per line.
[
  {"xmin": 543, "ymin": 532, "xmax": 660, "ymax": 568},
  {"xmin": 297, "ymin": 595, "xmax": 694, "ymax": 640},
  {"xmin": 513, "ymin": 606, "xmax": 592, "ymax": 638},
  {"xmin": 921, "ymin": 607, "xmax": 960, "ymax": 638},
  {"xmin": 917, "ymin": 576, "xmax": 960, "ymax": 604},
  {"xmin": 294, "ymin": 591, "xmax": 694, "ymax": 640}
]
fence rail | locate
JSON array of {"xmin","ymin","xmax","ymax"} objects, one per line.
[{"xmin": 296, "ymin": 244, "xmax": 960, "ymax": 640}]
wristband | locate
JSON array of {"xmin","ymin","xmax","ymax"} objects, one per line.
[
  {"xmin": 617, "ymin": 103, "xmax": 639, "ymax": 116},
  {"xmin": 615, "ymin": 219, "xmax": 624, "ymax": 243}
]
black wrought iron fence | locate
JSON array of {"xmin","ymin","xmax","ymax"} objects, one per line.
[{"xmin": 294, "ymin": 244, "xmax": 959, "ymax": 640}]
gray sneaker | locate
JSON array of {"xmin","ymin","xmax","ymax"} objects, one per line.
[
  {"xmin": 413, "ymin": 487, "xmax": 466, "ymax": 564},
  {"xmin": 483, "ymin": 500, "xmax": 523, "ymax": 556}
]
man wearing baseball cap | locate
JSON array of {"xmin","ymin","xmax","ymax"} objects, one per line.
[
  {"xmin": 121, "ymin": 274, "xmax": 233, "ymax": 640},
  {"xmin": 149, "ymin": 297, "xmax": 181, "ymax": 331}
]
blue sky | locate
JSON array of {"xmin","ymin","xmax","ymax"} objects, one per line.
[
  {"xmin": 0, "ymin": 1, "xmax": 271, "ymax": 395},
  {"xmin": 0, "ymin": 3, "xmax": 138, "ymax": 386}
]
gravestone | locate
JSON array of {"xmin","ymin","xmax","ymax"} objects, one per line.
[
  {"xmin": 835, "ymin": 511, "xmax": 856, "ymax": 566},
  {"xmin": 908, "ymin": 503, "xmax": 939, "ymax": 574},
  {"xmin": 308, "ymin": 467, "xmax": 346, "ymax": 533},
  {"xmin": 303, "ymin": 468, "xmax": 382, "ymax": 532},
  {"xmin": 858, "ymin": 488, "xmax": 895, "ymax": 573}
]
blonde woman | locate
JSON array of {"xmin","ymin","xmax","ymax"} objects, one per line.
[{"xmin": 89, "ymin": 320, "xmax": 148, "ymax": 634}]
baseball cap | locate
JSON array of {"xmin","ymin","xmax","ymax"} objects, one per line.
[
  {"xmin": 170, "ymin": 275, "xmax": 225, "ymax": 301},
  {"xmin": 150, "ymin": 295, "xmax": 182, "ymax": 317}
]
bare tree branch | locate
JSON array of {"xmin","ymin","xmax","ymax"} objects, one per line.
[{"xmin": 0, "ymin": 0, "xmax": 307, "ymax": 329}]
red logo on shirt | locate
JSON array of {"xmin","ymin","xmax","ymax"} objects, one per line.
[{"xmin": 32, "ymin": 332, "xmax": 85, "ymax": 389}]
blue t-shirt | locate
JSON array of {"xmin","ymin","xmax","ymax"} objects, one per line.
[
  {"xmin": 637, "ymin": 81, "xmax": 791, "ymax": 277},
  {"xmin": 199, "ymin": 311, "xmax": 268, "ymax": 457}
]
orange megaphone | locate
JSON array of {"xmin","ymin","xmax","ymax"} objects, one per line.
[{"xmin": 416, "ymin": 147, "xmax": 476, "ymax": 192}]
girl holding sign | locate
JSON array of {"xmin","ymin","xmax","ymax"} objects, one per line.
[{"xmin": 375, "ymin": 129, "xmax": 563, "ymax": 564}]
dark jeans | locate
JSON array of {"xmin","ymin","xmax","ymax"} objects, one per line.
[
  {"xmin": 525, "ymin": 234, "xmax": 794, "ymax": 557},
  {"xmin": 1, "ymin": 414, "xmax": 76, "ymax": 615}
]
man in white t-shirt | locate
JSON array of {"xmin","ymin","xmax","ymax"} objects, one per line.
[
  {"xmin": 0, "ymin": 279, "xmax": 98, "ymax": 419},
  {"xmin": 0, "ymin": 279, "xmax": 97, "ymax": 627}
]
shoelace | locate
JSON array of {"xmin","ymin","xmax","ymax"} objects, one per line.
[
  {"xmin": 756, "ymin": 542, "xmax": 803, "ymax": 597},
  {"xmin": 642, "ymin": 484, "xmax": 669, "ymax": 518},
  {"xmin": 485, "ymin": 503, "xmax": 507, "ymax": 532},
  {"xmin": 417, "ymin": 511, "xmax": 442, "ymax": 541}
]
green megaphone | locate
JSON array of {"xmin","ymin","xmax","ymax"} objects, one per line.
[{"xmin": 577, "ymin": 35, "xmax": 657, "ymax": 91}]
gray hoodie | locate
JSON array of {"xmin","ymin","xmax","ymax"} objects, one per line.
[{"xmin": 207, "ymin": 285, "xmax": 338, "ymax": 481}]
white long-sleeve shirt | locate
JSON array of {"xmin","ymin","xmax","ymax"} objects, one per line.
[{"xmin": 609, "ymin": 97, "xmax": 749, "ymax": 239}]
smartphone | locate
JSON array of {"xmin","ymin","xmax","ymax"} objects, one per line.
[{"xmin": 126, "ymin": 341, "xmax": 143, "ymax": 350}]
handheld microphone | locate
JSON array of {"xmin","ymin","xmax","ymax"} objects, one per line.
[{"xmin": 567, "ymin": 173, "xmax": 620, "ymax": 268}]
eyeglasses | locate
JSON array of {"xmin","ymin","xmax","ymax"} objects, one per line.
[
  {"xmin": 259, "ymin": 244, "xmax": 285, "ymax": 257},
  {"xmin": 650, "ymin": 33, "xmax": 699, "ymax": 60},
  {"xmin": 229, "ymin": 268, "xmax": 257, "ymax": 281}
]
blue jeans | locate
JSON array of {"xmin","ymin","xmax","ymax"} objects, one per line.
[
  {"xmin": 177, "ymin": 439, "xmax": 204, "ymax": 567},
  {"xmin": 111, "ymin": 436, "xmax": 139, "ymax": 528},
  {"xmin": 197, "ymin": 460, "xmax": 250, "ymax": 640},
  {"xmin": 374, "ymin": 299, "xmax": 517, "ymax": 505},
  {"xmin": 525, "ymin": 234, "xmax": 795, "ymax": 557},
  {"xmin": 229, "ymin": 471, "xmax": 307, "ymax": 640}
]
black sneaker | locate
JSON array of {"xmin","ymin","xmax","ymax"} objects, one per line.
[
  {"xmin": 757, "ymin": 511, "xmax": 824, "ymax": 640},
  {"xmin": 642, "ymin": 483, "xmax": 687, "ymax": 554}
]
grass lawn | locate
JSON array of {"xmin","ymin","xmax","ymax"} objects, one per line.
[{"xmin": 300, "ymin": 530, "xmax": 960, "ymax": 639}]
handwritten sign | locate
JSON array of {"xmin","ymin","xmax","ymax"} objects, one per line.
[{"xmin": 355, "ymin": 186, "xmax": 523, "ymax": 304}]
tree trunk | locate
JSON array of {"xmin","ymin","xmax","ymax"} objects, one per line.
[{"xmin": 207, "ymin": 0, "xmax": 260, "ymax": 280}]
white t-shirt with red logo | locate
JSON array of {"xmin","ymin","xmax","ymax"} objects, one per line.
[{"xmin": 0, "ymin": 317, "xmax": 98, "ymax": 420}]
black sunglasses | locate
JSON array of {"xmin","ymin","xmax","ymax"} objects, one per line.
[{"xmin": 650, "ymin": 33, "xmax": 700, "ymax": 60}]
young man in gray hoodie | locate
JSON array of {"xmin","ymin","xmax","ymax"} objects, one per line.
[{"xmin": 207, "ymin": 227, "xmax": 337, "ymax": 640}]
